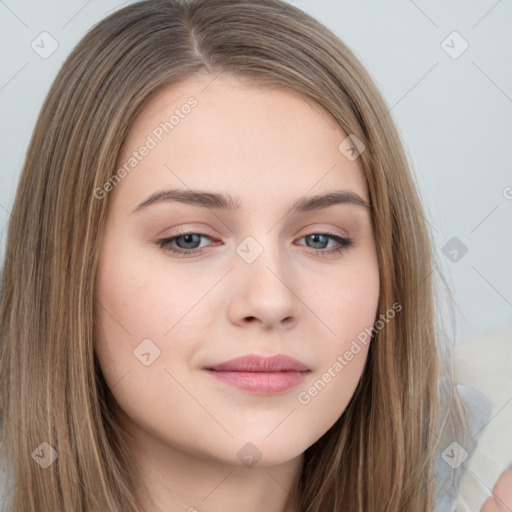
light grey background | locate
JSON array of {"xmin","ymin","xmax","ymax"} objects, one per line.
[{"xmin": 1, "ymin": 0, "xmax": 511, "ymax": 346}]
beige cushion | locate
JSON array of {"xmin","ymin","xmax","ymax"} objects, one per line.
[{"xmin": 454, "ymin": 331, "xmax": 512, "ymax": 511}]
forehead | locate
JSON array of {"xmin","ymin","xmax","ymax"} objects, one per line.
[{"xmin": 112, "ymin": 73, "xmax": 369, "ymax": 211}]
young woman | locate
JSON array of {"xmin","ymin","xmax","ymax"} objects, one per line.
[{"xmin": 1, "ymin": 1, "xmax": 509, "ymax": 511}]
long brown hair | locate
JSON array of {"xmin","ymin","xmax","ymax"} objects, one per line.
[{"xmin": 0, "ymin": 1, "xmax": 465, "ymax": 510}]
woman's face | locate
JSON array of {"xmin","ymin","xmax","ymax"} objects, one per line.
[{"xmin": 94, "ymin": 73, "xmax": 380, "ymax": 468}]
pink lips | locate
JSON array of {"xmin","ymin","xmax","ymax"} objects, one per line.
[{"xmin": 203, "ymin": 354, "xmax": 311, "ymax": 395}]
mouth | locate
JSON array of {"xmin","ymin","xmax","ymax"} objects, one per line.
[{"xmin": 202, "ymin": 354, "xmax": 311, "ymax": 395}]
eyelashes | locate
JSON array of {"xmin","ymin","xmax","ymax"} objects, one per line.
[{"xmin": 156, "ymin": 231, "xmax": 355, "ymax": 258}]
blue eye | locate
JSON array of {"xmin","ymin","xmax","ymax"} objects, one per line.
[
  {"xmin": 157, "ymin": 232, "xmax": 354, "ymax": 257},
  {"xmin": 169, "ymin": 233, "xmax": 203, "ymax": 250},
  {"xmin": 157, "ymin": 232, "xmax": 216, "ymax": 256},
  {"xmin": 296, "ymin": 233, "xmax": 354, "ymax": 256}
]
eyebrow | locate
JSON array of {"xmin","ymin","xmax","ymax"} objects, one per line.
[{"xmin": 131, "ymin": 188, "xmax": 371, "ymax": 214}]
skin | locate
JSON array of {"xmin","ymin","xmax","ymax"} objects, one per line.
[
  {"xmin": 93, "ymin": 72, "xmax": 381, "ymax": 512},
  {"xmin": 480, "ymin": 469, "xmax": 512, "ymax": 511}
]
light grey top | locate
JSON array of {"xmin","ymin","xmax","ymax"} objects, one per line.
[{"xmin": 434, "ymin": 382, "xmax": 493, "ymax": 511}]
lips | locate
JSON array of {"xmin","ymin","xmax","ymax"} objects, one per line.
[
  {"xmin": 205, "ymin": 354, "xmax": 310, "ymax": 372},
  {"xmin": 203, "ymin": 354, "xmax": 311, "ymax": 395}
]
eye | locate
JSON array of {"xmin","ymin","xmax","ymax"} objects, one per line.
[
  {"xmin": 157, "ymin": 231, "xmax": 218, "ymax": 257},
  {"xmin": 295, "ymin": 233, "xmax": 354, "ymax": 256}
]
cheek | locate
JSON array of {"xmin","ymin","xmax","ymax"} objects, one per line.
[
  {"xmin": 92, "ymin": 246, "xmax": 205, "ymax": 444},
  {"xmin": 92, "ymin": 236, "xmax": 175, "ymax": 386},
  {"xmin": 93, "ymin": 237, "xmax": 223, "ymax": 403},
  {"xmin": 94, "ymin": 233, "xmax": 211, "ymax": 348},
  {"xmin": 294, "ymin": 256, "xmax": 379, "ymax": 433},
  {"xmin": 315, "ymin": 254, "xmax": 380, "ymax": 344}
]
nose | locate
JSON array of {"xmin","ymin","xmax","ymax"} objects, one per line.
[{"xmin": 227, "ymin": 242, "xmax": 300, "ymax": 331}]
